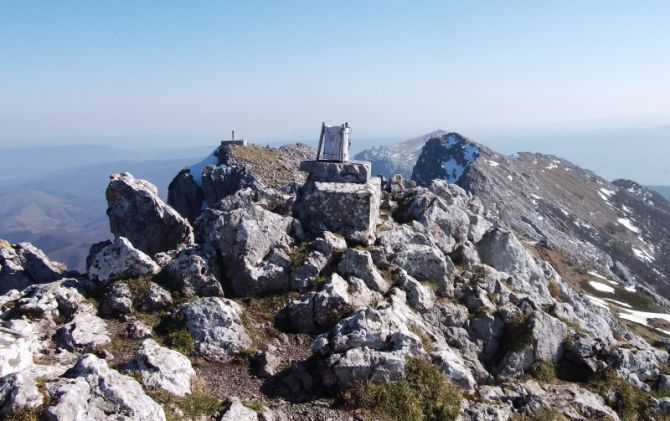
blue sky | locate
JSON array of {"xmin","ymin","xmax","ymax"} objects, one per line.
[{"xmin": 1, "ymin": 1, "xmax": 669, "ymax": 146}]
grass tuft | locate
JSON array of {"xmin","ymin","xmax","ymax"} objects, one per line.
[{"xmin": 341, "ymin": 357, "xmax": 462, "ymax": 421}]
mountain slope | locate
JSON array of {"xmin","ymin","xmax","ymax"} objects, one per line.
[
  {"xmin": 410, "ymin": 133, "xmax": 670, "ymax": 303},
  {"xmin": 353, "ymin": 130, "xmax": 446, "ymax": 178}
]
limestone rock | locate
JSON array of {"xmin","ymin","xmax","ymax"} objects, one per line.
[
  {"xmin": 433, "ymin": 347, "xmax": 477, "ymax": 393},
  {"xmin": 254, "ymin": 349, "xmax": 282, "ymax": 379},
  {"xmin": 165, "ymin": 246, "xmax": 224, "ymax": 297},
  {"xmin": 312, "ymin": 291, "xmax": 429, "ymax": 388},
  {"xmin": 296, "ymin": 177, "xmax": 381, "ymax": 245},
  {"xmin": 290, "ymin": 232, "xmax": 347, "ymax": 291},
  {"xmin": 219, "ymin": 397, "xmax": 259, "ymax": 421},
  {"xmin": 477, "ymin": 228, "xmax": 552, "ymax": 303},
  {"xmin": 0, "ymin": 242, "xmax": 65, "ymax": 294},
  {"xmin": 106, "ymin": 172, "xmax": 194, "ymax": 256},
  {"xmin": 13, "ymin": 280, "xmax": 83, "ymax": 320},
  {"xmin": 396, "ymin": 269, "xmax": 435, "ymax": 312},
  {"xmin": 101, "ymin": 282, "xmax": 134, "ymax": 316},
  {"xmin": 88, "ymin": 237, "xmax": 160, "ymax": 285},
  {"xmin": 137, "ymin": 282, "xmax": 173, "ymax": 312},
  {"xmin": 0, "ymin": 372, "xmax": 43, "ymax": 417},
  {"xmin": 287, "ymin": 273, "xmax": 380, "ymax": 333},
  {"xmin": 181, "ymin": 297, "xmax": 252, "ymax": 363},
  {"xmin": 206, "ymin": 204, "xmax": 293, "ymax": 296},
  {"xmin": 529, "ymin": 311, "xmax": 568, "ymax": 362},
  {"xmin": 127, "ymin": 318, "xmax": 153, "ymax": 340},
  {"xmin": 0, "ymin": 319, "xmax": 36, "ymax": 378},
  {"xmin": 134, "ymin": 339, "xmax": 195, "ymax": 396},
  {"xmin": 56, "ymin": 306, "xmax": 111, "ymax": 352},
  {"xmin": 44, "ymin": 354, "xmax": 166, "ymax": 421},
  {"xmin": 337, "ymin": 248, "xmax": 388, "ymax": 293}
]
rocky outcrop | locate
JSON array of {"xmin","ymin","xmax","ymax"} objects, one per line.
[
  {"xmin": 133, "ymin": 339, "xmax": 195, "ymax": 396},
  {"xmin": 287, "ymin": 273, "xmax": 381, "ymax": 333},
  {"xmin": 44, "ymin": 354, "xmax": 166, "ymax": 421},
  {"xmin": 164, "ymin": 245, "xmax": 224, "ymax": 297},
  {"xmin": 88, "ymin": 237, "xmax": 160, "ymax": 285},
  {"xmin": 167, "ymin": 168, "xmax": 204, "ymax": 223},
  {"xmin": 106, "ymin": 172, "xmax": 194, "ymax": 256},
  {"xmin": 336, "ymin": 248, "xmax": 389, "ymax": 293},
  {"xmin": 0, "ymin": 241, "xmax": 66, "ymax": 294},
  {"xmin": 168, "ymin": 143, "xmax": 314, "ymax": 222},
  {"xmin": 290, "ymin": 231, "xmax": 347, "ymax": 291},
  {"xmin": 204, "ymin": 204, "xmax": 293, "ymax": 296},
  {"xmin": 312, "ymin": 289, "xmax": 431, "ymax": 388},
  {"xmin": 180, "ymin": 297, "xmax": 252, "ymax": 363}
]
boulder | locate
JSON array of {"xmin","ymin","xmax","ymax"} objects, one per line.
[
  {"xmin": 0, "ymin": 319, "xmax": 37, "ymax": 377},
  {"xmin": 254, "ymin": 349, "xmax": 282, "ymax": 379},
  {"xmin": 287, "ymin": 273, "xmax": 380, "ymax": 333},
  {"xmin": 219, "ymin": 396, "xmax": 259, "ymax": 421},
  {"xmin": 13, "ymin": 280, "xmax": 83, "ymax": 319},
  {"xmin": 206, "ymin": 204, "xmax": 293, "ymax": 296},
  {"xmin": 0, "ymin": 372, "xmax": 43, "ymax": 417},
  {"xmin": 296, "ymin": 177, "xmax": 381, "ymax": 245},
  {"xmin": 290, "ymin": 232, "xmax": 347, "ymax": 291},
  {"xmin": 88, "ymin": 237, "xmax": 160, "ymax": 285},
  {"xmin": 312, "ymin": 291, "xmax": 429, "ymax": 388},
  {"xmin": 127, "ymin": 318, "xmax": 153, "ymax": 340},
  {"xmin": 165, "ymin": 246, "xmax": 223, "ymax": 297},
  {"xmin": 432, "ymin": 347, "xmax": 477, "ymax": 393},
  {"xmin": 134, "ymin": 339, "xmax": 195, "ymax": 396},
  {"xmin": 0, "ymin": 242, "xmax": 65, "ymax": 294},
  {"xmin": 529, "ymin": 311, "xmax": 568, "ymax": 362},
  {"xmin": 56, "ymin": 306, "xmax": 111, "ymax": 352},
  {"xmin": 396, "ymin": 269, "xmax": 435, "ymax": 312},
  {"xmin": 44, "ymin": 354, "xmax": 166, "ymax": 421},
  {"xmin": 181, "ymin": 297, "xmax": 252, "ymax": 363},
  {"xmin": 106, "ymin": 172, "xmax": 193, "ymax": 256},
  {"xmin": 101, "ymin": 282, "xmax": 134, "ymax": 316},
  {"xmin": 137, "ymin": 282, "xmax": 173, "ymax": 312},
  {"xmin": 476, "ymin": 228, "xmax": 551, "ymax": 302},
  {"xmin": 390, "ymin": 245, "xmax": 454, "ymax": 295},
  {"xmin": 337, "ymin": 248, "xmax": 388, "ymax": 293}
]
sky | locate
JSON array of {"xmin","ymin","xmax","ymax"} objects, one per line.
[{"xmin": 1, "ymin": 1, "xmax": 670, "ymax": 147}]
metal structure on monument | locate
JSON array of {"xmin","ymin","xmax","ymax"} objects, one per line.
[{"xmin": 316, "ymin": 122, "xmax": 351, "ymax": 162}]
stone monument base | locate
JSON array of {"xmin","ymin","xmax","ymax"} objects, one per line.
[
  {"xmin": 296, "ymin": 177, "xmax": 381, "ymax": 245},
  {"xmin": 298, "ymin": 160, "xmax": 371, "ymax": 184}
]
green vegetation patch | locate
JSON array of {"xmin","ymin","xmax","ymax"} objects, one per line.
[
  {"xmin": 154, "ymin": 313, "xmax": 194, "ymax": 356},
  {"xmin": 530, "ymin": 361, "xmax": 557, "ymax": 383},
  {"xmin": 341, "ymin": 358, "xmax": 463, "ymax": 421},
  {"xmin": 147, "ymin": 383, "xmax": 221, "ymax": 421},
  {"xmin": 590, "ymin": 369, "xmax": 652, "ymax": 420}
]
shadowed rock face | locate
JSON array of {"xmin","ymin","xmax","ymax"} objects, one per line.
[
  {"xmin": 411, "ymin": 133, "xmax": 480, "ymax": 186},
  {"xmin": 106, "ymin": 172, "xmax": 193, "ymax": 256}
]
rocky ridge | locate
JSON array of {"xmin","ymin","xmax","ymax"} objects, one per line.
[{"xmin": 0, "ymin": 138, "xmax": 669, "ymax": 419}]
